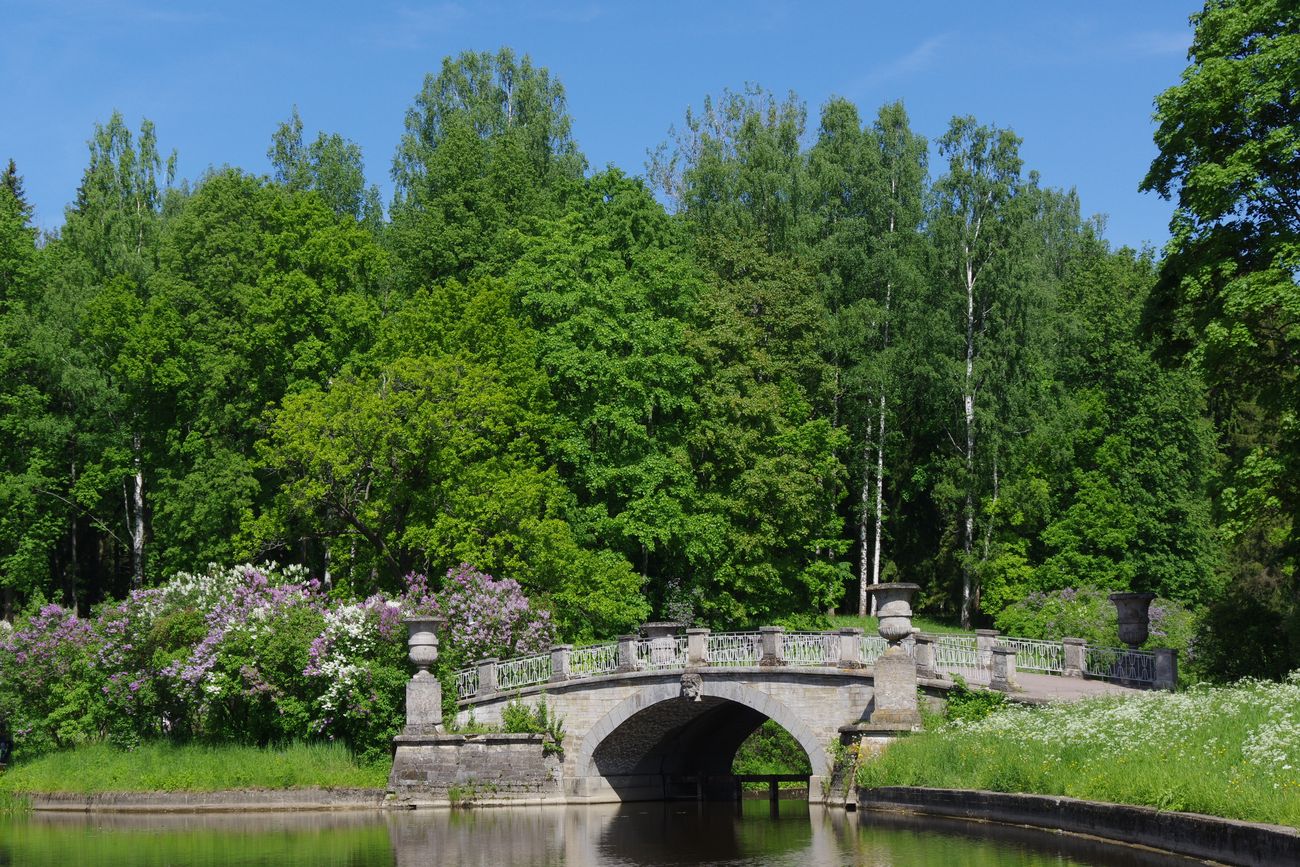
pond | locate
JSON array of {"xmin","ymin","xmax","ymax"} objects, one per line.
[{"xmin": 0, "ymin": 801, "xmax": 1202, "ymax": 866}]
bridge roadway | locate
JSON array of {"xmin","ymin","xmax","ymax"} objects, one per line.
[{"xmin": 454, "ymin": 643, "xmax": 1143, "ymax": 805}]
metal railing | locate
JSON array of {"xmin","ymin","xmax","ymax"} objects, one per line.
[
  {"xmin": 636, "ymin": 636, "xmax": 688, "ymax": 669},
  {"xmin": 1085, "ymin": 645, "xmax": 1156, "ymax": 685},
  {"xmin": 706, "ymin": 632, "xmax": 762, "ymax": 666},
  {"xmin": 932, "ymin": 634, "xmax": 987, "ymax": 685},
  {"xmin": 783, "ymin": 631, "xmax": 834, "ymax": 666},
  {"xmin": 570, "ymin": 642, "xmax": 620, "ymax": 677},
  {"xmin": 998, "ymin": 636, "xmax": 1065, "ymax": 674},
  {"xmin": 496, "ymin": 653, "xmax": 552, "ymax": 692},
  {"xmin": 450, "ymin": 627, "xmax": 1168, "ymax": 700},
  {"xmin": 455, "ymin": 667, "xmax": 479, "ymax": 700},
  {"xmin": 860, "ymin": 635, "xmax": 890, "ymax": 665}
]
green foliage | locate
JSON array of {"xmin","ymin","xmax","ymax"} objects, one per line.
[
  {"xmin": 0, "ymin": 741, "xmax": 387, "ymax": 793},
  {"xmin": 942, "ymin": 675, "xmax": 1006, "ymax": 723},
  {"xmin": 859, "ymin": 674, "xmax": 1300, "ymax": 828},
  {"xmin": 731, "ymin": 719, "xmax": 811, "ymax": 776},
  {"xmin": 1141, "ymin": 0, "xmax": 1300, "ymax": 678},
  {"xmin": 500, "ymin": 698, "xmax": 565, "ymax": 756},
  {"xmin": 992, "ymin": 587, "xmax": 1197, "ymax": 659}
]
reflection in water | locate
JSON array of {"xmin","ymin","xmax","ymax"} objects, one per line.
[{"xmin": 0, "ymin": 801, "xmax": 1205, "ymax": 866}]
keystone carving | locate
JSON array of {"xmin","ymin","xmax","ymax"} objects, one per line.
[{"xmin": 680, "ymin": 672, "xmax": 703, "ymax": 702}]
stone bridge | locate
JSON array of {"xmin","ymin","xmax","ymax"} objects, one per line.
[{"xmin": 388, "ymin": 624, "xmax": 1174, "ymax": 806}]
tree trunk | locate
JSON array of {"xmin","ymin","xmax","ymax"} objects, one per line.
[
  {"xmin": 961, "ymin": 252, "xmax": 976, "ymax": 629},
  {"xmin": 66, "ymin": 461, "xmax": 79, "ymax": 612},
  {"xmin": 131, "ymin": 432, "xmax": 145, "ymax": 588},
  {"xmin": 858, "ymin": 440, "xmax": 872, "ymax": 617}
]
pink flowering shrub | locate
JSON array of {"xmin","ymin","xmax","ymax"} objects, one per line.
[{"xmin": 0, "ymin": 561, "xmax": 554, "ymax": 761}]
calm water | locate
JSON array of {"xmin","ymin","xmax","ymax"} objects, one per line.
[{"xmin": 0, "ymin": 801, "xmax": 1202, "ymax": 866}]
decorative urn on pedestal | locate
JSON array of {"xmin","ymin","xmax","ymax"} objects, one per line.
[
  {"xmin": 869, "ymin": 583, "xmax": 921, "ymax": 647},
  {"xmin": 402, "ymin": 616, "xmax": 446, "ymax": 735},
  {"xmin": 865, "ymin": 583, "xmax": 922, "ymax": 730},
  {"xmin": 1109, "ymin": 593, "xmax": 1155, "ymax": 650}
]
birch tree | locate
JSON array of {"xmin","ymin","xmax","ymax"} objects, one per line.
[{"xmin": 932, "ymin": 117, "xmax": 1024, "ymax": 627}]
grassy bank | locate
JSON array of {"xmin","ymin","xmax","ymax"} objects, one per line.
[
  {"xmin": 0, "ymin": 741, "xmax": 388, "ymax": 795},
  {"xmin": 858, "ymin": 673, "xmax": 1300, "ymax": 828}
]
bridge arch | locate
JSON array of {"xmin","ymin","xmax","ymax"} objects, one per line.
[{"xmin": 573, "ymin": 679, "xmax": 832, "ymax": 784}]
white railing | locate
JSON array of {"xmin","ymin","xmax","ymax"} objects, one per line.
[
  {"xmin": 860, "ymin": 635, "xmax": 889, "ymax": 665},
  {"xmin": 570, "ymin": 642, "xmax": 620, "ymax": 677},
  {"xmin": 932, "ymin": 634, "xmax": 988, "ymax": 685},
  {"xmin": 450, "ymin": 628, "xmax": 1168, "ymax": 700},
  {"xmin": 784, "ymin": 631, "xmax": 834, "ymax": 666},
  {"xmin": 496, "ymin": 653, "xmax": 551, "ymax": 692},
  {"xmin": 1085, "ymin": 645, "xmax": 1156, "ymax": 685},
  {"xmin": 707, "ymin": 632, "xmax": 762, "ymax": 666},
  {"xmin": 455, "ymin": 667, "xmax": 479, "ymax": 700},
  {"xmin": 636, "ymin": 636, "xmax": 688, "ymax": 669},
  {"xmin": 999, "ymin": 637, "xmax": 1065, "ymax": 674}
]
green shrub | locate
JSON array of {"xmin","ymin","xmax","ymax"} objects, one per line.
[{"xmin": 943, "ymin": 676, "xmax": 1005, "ymax": 723}]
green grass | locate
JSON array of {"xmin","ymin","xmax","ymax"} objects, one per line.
[
  {"xmin": 858, "ymin": 674, "xmax": 1300, "ymax": 828},
  {"xmin": 0, "ymin": 741, "xmax": 389, "ymax": 794},
  {"xmin": 829, "ymin": 613, "xmax": 971, "ymax": 636}
]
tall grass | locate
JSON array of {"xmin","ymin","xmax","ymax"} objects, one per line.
[
  {"xmin": 0, "ymin": 741, "xmax": 388, "ymax": 794},
  {"xmin": 858, "ymin": 673, "xmax": 1300, "ymax": 828}
]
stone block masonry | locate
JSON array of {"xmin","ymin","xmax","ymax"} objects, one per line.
[{"xmin": 388, "ymin": 733, "xmax": 562, "ymax": 807}]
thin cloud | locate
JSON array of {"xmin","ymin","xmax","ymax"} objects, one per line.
[
  {"xmin": 371, "ymin": 3, "xmax": 470, "ymax": 50},
  {"xmin": 852, "ymin": 33, "xmax": 951, "ymax": 93}
]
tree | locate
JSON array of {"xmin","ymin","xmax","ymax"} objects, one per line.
[
  {"xmin": 389, "ymin": 47, "xmax": 585, "ymax": 288},
  {"xmin": 258, "ymin": 278, "xmax": 647, "ymax": 636},
  {"xmin": 1141, "ymin": 0, "xmax": 1300, "ymax": 675},
  {"xmin": 268, "ymin": 107, "xmax": 384, "ymax": 229},
  {"xmin": 808, "ymin": 99, "xmax": 928, "ymax": 615},
  {"xmin": 508, "ymin": 169, "xmax": 702, "ymax": 613},
  {"xmin": 931, "ymin": 117, "xmax": 1030, "ymax": 627}
]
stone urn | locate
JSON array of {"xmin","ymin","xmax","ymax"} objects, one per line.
[
  {"xmin": 403, "ymin": 616, "xmax": 446, "ymax": 677},
  {"xmin": 641, "ymin": 621, "xmax": 685, "ymax": 666},
  {"xmin": 867, "ymin": 583, "xmax": 920, "ymax": 647},
  {"xmin": 1109, "ymin": 593, "xmax": 1155, "ymax": 650}
]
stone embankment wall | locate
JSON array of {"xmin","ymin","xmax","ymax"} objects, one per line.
[
  {"xmin": 387, "ymin": 733, "xmax": 562, "ymax": 807},
  {"xmin": 858, "ymin": 786, "xmax": 1300, "ymax": 867}
]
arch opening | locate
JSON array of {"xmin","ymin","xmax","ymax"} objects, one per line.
[{"xmin": 575, "ymin": 681, "xmax": 828, "ymax": 803}]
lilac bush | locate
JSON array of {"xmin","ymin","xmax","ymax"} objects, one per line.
[
  {"xmin": 433, "ymin": 564, "xmax": 556, "ymax": 663},
  {"xmin": 0, "ymin": 561, "xmax": 554, "ymax": 761}
]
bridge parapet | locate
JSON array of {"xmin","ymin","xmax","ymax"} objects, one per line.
[{"xmin": 455, "ymin": 624, "xmax": 1174, "ymax": 702}]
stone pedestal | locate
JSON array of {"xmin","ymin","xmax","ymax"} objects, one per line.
[
  {"xmin": 550, "ymin": 645, "xmax": 572, "ymax": 682},
  {"xmin": 616, "ymin": 635, "xmax": 639, "ymax": 672},
  {"xmin": 870, "ymin": 648, "xmax": 922, "ymax": 728},
  {"xmin": 476, "ymin": 658, "xmax": 499, "ymax": 695},
  {"xmin": 990, "ymin": 646, "xmax": 1018, "ymax": 692},
  {"xmin": 975, "ymin": 629, "xmax": 1000, "ymax": 670},
  {"xmin": 913, "ymin": 633, "xmax": 937, "ymax": 679},
  {"xmin": 404, "ymin": 674, "xmax": 443, "ymax": 736},
  {"xmin": 759, "ymin": 626, "xmax": 785, "ymax": 666},
  {"xmin": 1062, "ymin": 637, "xmax": 1086, "ymax": 678},
  {"xmin": 686, "ymin": 628, "xmax": 710, "ymax": 665},
  {"xmin": 837, "ymin": 627, "xmax": 863, "ymax": 669},
  {"xmin": 1154, "ymin": 648, "xmax": 1179, "ymax": 691}
]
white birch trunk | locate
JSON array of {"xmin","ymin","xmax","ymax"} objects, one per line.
[
  {"xmin": 131, "ymin": 432, "xmax": 145, "ymax": 588},
  {"xmin": 961, "ymin": 247, "xmax": 977, "ymax": 629},
  {"xmin": 858, "ymin": 442, "xmax": 872, "ymax": 617}
]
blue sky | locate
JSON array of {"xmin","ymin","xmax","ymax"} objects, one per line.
[{"xmin": 2, "ymin": 0, "xmax": 1201, "ymax": 250}]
